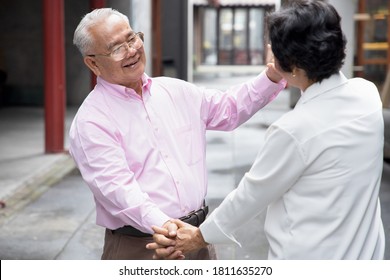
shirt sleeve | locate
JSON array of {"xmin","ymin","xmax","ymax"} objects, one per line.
[
  {"xmin": 201, "ymin": 70, "xmax": 287, "ymax": 131},
  {"xmin": 69, "ymin": 117, "xmax": 170, "ymax": 234},
  {"xmin": 200, "ymin": 125, "xmax": 306, "ymax": 245}
]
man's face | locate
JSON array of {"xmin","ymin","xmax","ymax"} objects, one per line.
[{"xmin": 84, "ymin": 15, "xmax": 146, "ymax": 89}]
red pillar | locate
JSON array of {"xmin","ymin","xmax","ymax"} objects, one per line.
[
  {"xmin": 43, "ymin": 0, "xmax": 66, "ymax": 153},
  {"xmin": 152, "ymin": 0, "xmax": 163, "ymax": 77},
  {"xmin": 90, "ymin": 0, "xmax": 106, "ymax": 9},
  {"xmin": 90, "ymin": 0, "xmax": 106, "ymax": 89}
]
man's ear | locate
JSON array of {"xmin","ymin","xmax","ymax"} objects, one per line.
[{"xmin": 84, "ymin": 56, "xmax": 101, "ymax": 76}]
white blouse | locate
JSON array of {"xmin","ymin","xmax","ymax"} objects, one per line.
[{"xmin": 200, "ymin": 72, "xmax": 385, "ymax": 259}]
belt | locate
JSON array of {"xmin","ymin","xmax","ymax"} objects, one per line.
[{"xmin": 112, "ymin": 205, "xmax": 209, "ymax": 238}]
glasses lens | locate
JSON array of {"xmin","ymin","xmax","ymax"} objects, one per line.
[
  {"xmin": 132, "ymin": 36, "xmax": 143, "ymax": 50},
  {"xmin": 111, "ymin": 33, "xmax": 144, "ymax": 61},
  {"xmin": 111, "ymin": 45, "xmax": 127, "ymax": 61}
]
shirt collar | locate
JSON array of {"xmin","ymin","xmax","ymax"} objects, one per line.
[
  {"xmin": 142, "ymin": 73, "xmax": 153, "ymax": 95},
  {"xmin": 96, "ymin": 74, "xmax": 153, "ymax": 99},
  {"xmin": 298, "ymin": 71, "xmax": 348, "ymax": 105}
]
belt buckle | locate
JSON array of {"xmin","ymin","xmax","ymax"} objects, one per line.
[{"xmin": 181, "ymin": 210, "xmax": 196, "ymax": 221}]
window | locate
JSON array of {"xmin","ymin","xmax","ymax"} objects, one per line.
[
  {"xmin": 355, "ymin": 0, "xmax": 389, "ymax": 86},
  {"xmin": 202, "ymin": 8, "xmax": 218, "ymax": 65},
  {"xmin": 249, "ymin": 8, "xmax": 265, "ymax": 65},
  {"xmin": 196, "ymin": 5, "xmax": 271, "ymax": 66}
]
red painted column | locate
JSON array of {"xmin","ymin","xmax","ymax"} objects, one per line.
[
  {"xmin": 43, "ymin": 0, "xmax": 66, "ymax": 153},
  {"xmin": 90, "ymin": 0, "xmax": 106, "ymax": 89},
  {"xmin": 90, "ymin": 0, "xmax": 106, "ymax": 9}
]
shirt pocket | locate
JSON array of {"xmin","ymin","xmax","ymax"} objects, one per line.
[{"xmin": 174, "ymin": 124, "xmax": 202, "ymax": 165}]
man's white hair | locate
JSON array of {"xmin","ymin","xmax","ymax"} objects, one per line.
[{"xmin": 73, "ymin": 8, "xmax": 130, "ymax": 56}]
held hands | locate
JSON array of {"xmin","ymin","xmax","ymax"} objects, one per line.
[
  {"xmin": 146, "ymin": 220, "xmax": 185, "ymax": 260},
  {"xmin": 146, "ymin": 219, "xmax": 208, "ymax": 260}
]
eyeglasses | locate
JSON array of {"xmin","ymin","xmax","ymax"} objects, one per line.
[{"xmin": 87, "ymin": 32, "xmax": 144, "ymax": 61}]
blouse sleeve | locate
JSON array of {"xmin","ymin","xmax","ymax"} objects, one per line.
[{"xmin": 200, "ymin": 125, "xmax": 305, "ymax": 245}]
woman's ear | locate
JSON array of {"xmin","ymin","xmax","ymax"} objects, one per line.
[
  {"xmin": 292, "ymin": 68, "xmax": 297, "ymax": 78},
  {"xmin": 84, "ymin": 56, "xmax": 101, "ymax": 76}
]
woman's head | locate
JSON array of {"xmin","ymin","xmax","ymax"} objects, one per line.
[{"xmin": 267, "ymin": 0, "xmax": 346, "ymax": 83}]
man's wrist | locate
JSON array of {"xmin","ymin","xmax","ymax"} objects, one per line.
[
  {"xmin": 196, "ymin": 228, "xmax": 209, "ymax": 248},
  {"xmin": 266, "ymin": 63, "xmax": 282, "ymax": 83}
]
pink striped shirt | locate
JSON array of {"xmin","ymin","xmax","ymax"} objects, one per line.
[{"xmin": 69, "ymin": 72, "xmax": 286, "ymax": 233}]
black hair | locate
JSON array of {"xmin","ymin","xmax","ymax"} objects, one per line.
[{"xmin": 267, "ymin": 0, "xmax": 346, "ymax": 82}]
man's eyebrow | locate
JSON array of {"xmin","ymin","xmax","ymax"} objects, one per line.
[{"xmin": 106, "ymin": 31, "xmax": 136, "ymax": 50}]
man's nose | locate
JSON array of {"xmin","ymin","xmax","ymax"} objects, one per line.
[{"xmin": 125, "ymin": 44, "xmax": 137, "ymax": 57}]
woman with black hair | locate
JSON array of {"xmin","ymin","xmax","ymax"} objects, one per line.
[{"xmin": 148, "ymin": 0, "xmax": 385, "ymax": 260}]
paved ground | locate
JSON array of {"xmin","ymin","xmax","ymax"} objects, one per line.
[{"xmin": 0, "ymin": 72, "xmax": 389, "ymax": 260}]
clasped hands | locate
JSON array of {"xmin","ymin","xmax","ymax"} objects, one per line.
[{"xmin": 146, "ymin": 219, "xmax": 208, "ymax": 260}]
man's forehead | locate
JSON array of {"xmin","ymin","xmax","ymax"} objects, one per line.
[{"xmin": 93, "ymin": 17, "xmax": 133, "ymax": 49}]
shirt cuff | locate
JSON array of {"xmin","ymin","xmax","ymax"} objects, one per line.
[
  {"xmin": 251, "ymin": 71, "xmax": 287, "ymax": 103},
  {"xmin": 199, "ymin": 211, "xmax": 241, "ymax": 247},
  {"xmin": 262, "ymin": 70, "xmax": 287, "ymax": 88},
  {"xmin": 142, "ymin": 208, "xmax": 171, "ymax": 234}
]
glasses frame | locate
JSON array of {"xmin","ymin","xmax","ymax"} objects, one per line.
[{"xmin": 87, "ymin": 32, "xmax": 144, "ymax": 61}]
